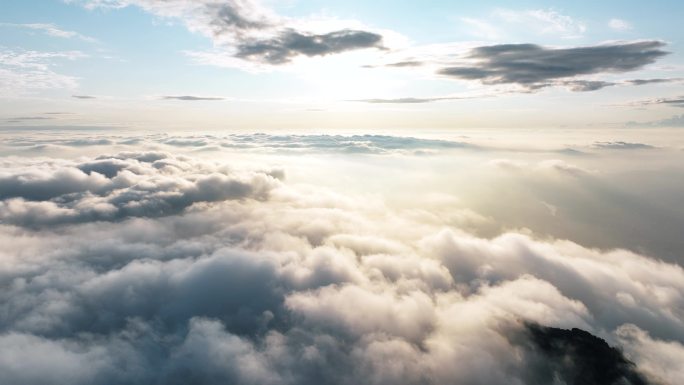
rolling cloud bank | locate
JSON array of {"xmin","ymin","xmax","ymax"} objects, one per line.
[{"xmin": 0, "ymin": 132, "xmax": 682, "ymax": 385}]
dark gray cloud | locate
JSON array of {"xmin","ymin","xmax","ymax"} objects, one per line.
[
  {"xmin": 575, "ymin": 78, "xmax": 684, "ymax": 92},
  {"xmin": 625, "ymin": 78, "xmax": 683, "ymax": 86},
  {"xmin": 162, "ymin": 95, "xmax": 225, "ymax": 101},
  {"xmin": 204, "ymin": 1, "xmax": 270, "ymax": 33},
  {"xmin": 352, "ymin": 96, "xmax": 467, "ymax": 104},
  {"xmin": 385, "ymin": 60, "xmax": 423, "ymax": 67},
  {"xmin": 7, "ymin": 116, "xmax": 54, "ymax": 121},
  {"xmin": 72, "ymin": 95, "xmax": 96, "ymax": 99},
  {"xmin": 3, "ymin": 116, "xmax": 55, "ymax": 124},
  {"xmin": 438, "ymin": 41, "xmax": 668, "ymax": 90},
  {"xmin": 628, "ymin": 96, "xmax": 684, "ymax": 108},
  {"xmin": 236, "ymin": 29, "xmax": 384, "ymax": 64},
  {"xmin": 363, "ymin": 60, "xmax": 424, "ymax": 69},
  {"xmin": 198, "ymin": 2, "xmax": 386, "ymax": 65},
  {"xmin": 561, "ymin": 80, "xmax": 617, "ymax": 92},
  {"xmin": 560, "ymin": 78, "xmax": 683, "ymax": 92},
  {"xmin": 593, "ymin": 141, "xmax": 656, "ymax": 150}
]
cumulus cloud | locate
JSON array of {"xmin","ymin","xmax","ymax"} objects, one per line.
[
  {"xmin": 617, "ymin": 324, "xmax": 684, "ymax": 385},
  {"xmin": 0, "ymin": 134, "xmax": 682, "ymax": 384},
  {"xmin": 0, "ymin": 152, "xmax": 278, "ymax": 226},
  {"xmin": 437, "ymin": 41, "xmax": 668, "ymax": 91}
]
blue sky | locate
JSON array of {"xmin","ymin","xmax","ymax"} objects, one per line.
[{"xmin": 1, "ymin": 0, "xmax": 683, "ymax": 130}]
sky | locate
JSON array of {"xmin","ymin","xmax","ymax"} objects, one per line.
[
  {"xmin": 1, "ymin": 0, "xmax": 684, "ymax": 130},
  {"xmin": 1, "ymin": 2, "xmax": 684, "ymax": 385}
]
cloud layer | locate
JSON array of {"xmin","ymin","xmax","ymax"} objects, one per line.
[
  {"xmin": 0, "ymin": 151, "xmax": 278, "ymax": 226},
  {"xmin": 0, "ymin": 135, "xmax": 682, "ymax": 384}
]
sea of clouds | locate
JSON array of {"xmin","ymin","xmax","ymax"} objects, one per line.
[{"xmin": 0, "ymin": 131, "xmax": 682, "ymax": 385}]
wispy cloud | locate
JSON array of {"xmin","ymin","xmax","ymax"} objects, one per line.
[
  {"xmin": 592, "ymin": 141, "xmax": 655, "ymax": 150},
  {"xmin": 609, "ymin": 18, "xmax": 633, "ymax": 31},
  {"xmin": 161, "ymin": 95, "xmax": 225, "ymax": 101},
  {"xmin": 626, "ymin": 114, "xmax": 684, "ymax": 127},
  {"xmin": 0, "ymin": 49, "xmax": 85, "ymax": 95},
  {"xmin": 351, "ymin": 96, "xmax": 468, "ymax": 104},
  {"xmin": 350, "ymin": 90, "xmax": 501, "ymax": 104},
  {"xmin": 5, "ymin": 116, "xmax": 54, "ymax": 121},
  {"xmin": 458, "ymin": 9, "xmax": 587, "ymax": 40},
  {"xmin": 623, "ymin": 96, "xmax": 684, "ymax": 108},
  {"xmin": 459, "ymin": 17, "xmax": 501, "ymax": 40},
  {"xmin": 558, "ymin": 78, "xmax": 682, "ymax": 93},
  {"xmin": 624, "ymin": 78, "xmax": 683, "ymax": 86},
  {"xmin": 0, "ymin": 22, "xmax": 97, "ymax": 42},
  {"xmin": 72, "ymin": 95, "xmax": 97, "ymax": 99},
  {"xmin": 493, "ymin": 8, "xmax": 587, "ymax": 38}
]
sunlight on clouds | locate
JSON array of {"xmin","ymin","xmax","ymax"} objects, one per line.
[{"xmin": 0, "ymin": 132, "xmax": 682, "ymax": 384}]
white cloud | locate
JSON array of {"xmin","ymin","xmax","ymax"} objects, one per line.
[
  {"xmin": 487, "ymin": 158, "xmax": 593, "ymax": 176},
  {"xmin": 609, "ymin": 18, "xmax": 633, "ymax": 31},
  {"xmin": 0, "ymin": 23, "xmax": 97, "ymax": 42},
  {"xmin": 494, "ymin": 8, "xmax": 587, "ymax": 38},
  {"xmin": 459, "ymin": 17, "xmax": 501, "ymax": 40},
  {"xmin": 617, "ymin": 324, "xmax": 684, "ymax": 384},
  {"xmin": 0, "ymin": 133, "xmax": 682, "ymax": 384},
  {"xmin": 0, "ymin": 49, "xmax": 85, "ymax": 95}
]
